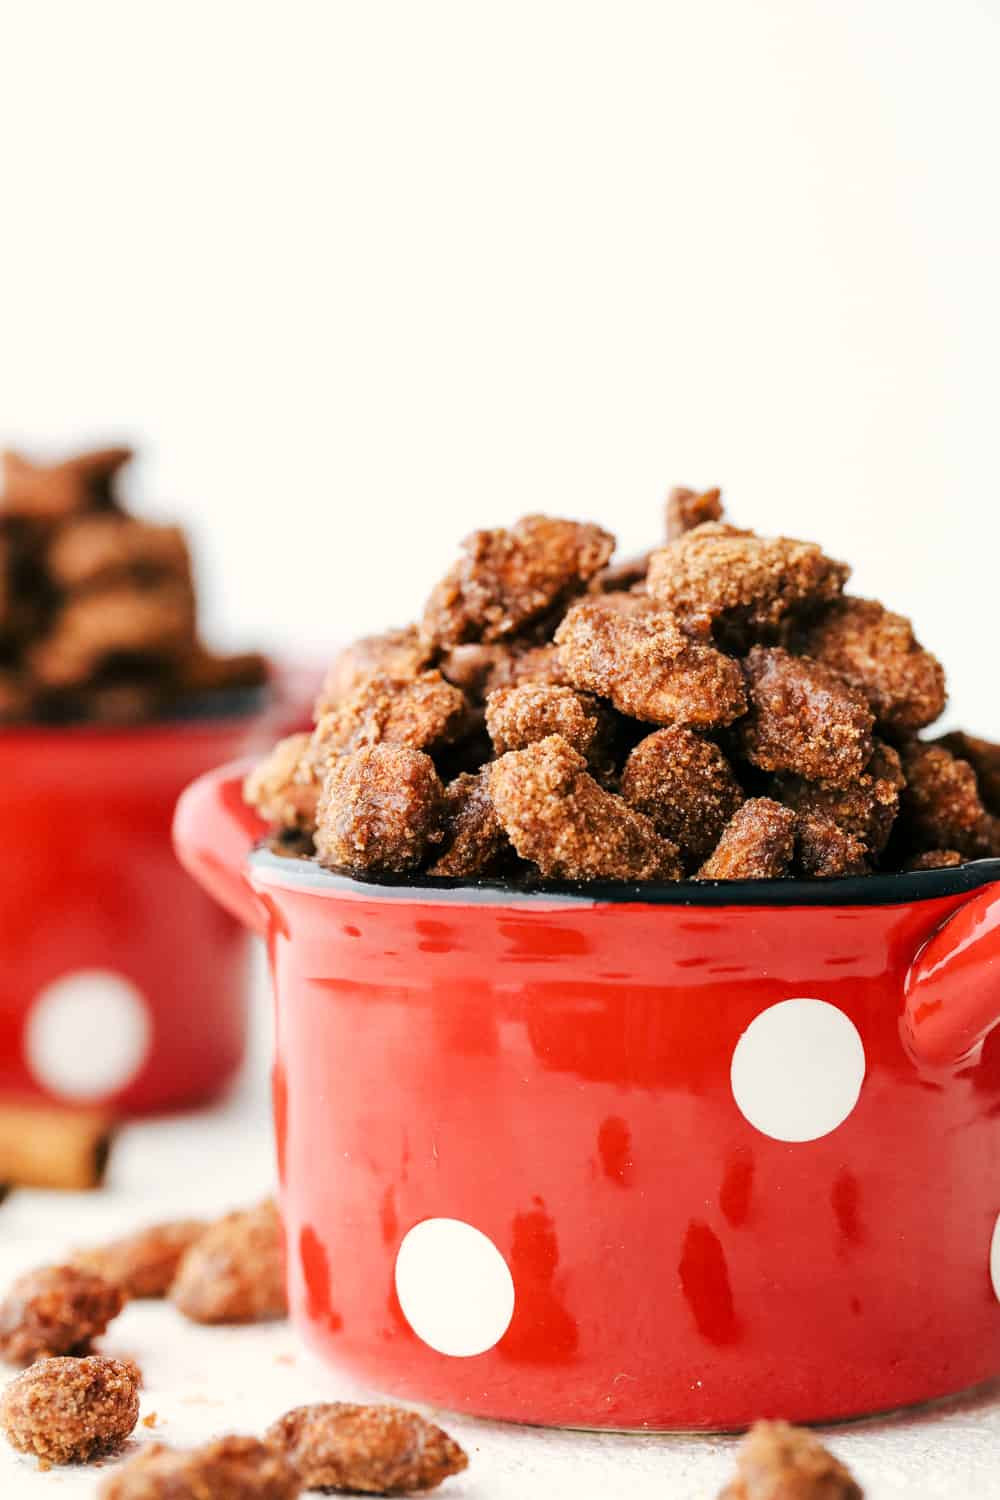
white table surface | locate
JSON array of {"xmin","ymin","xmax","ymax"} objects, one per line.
[{"xmin": 2, "ymin": 967, "xmax": 999, "ymax": 1500}]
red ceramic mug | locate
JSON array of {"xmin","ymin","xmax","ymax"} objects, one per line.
[
  {"xmin": 0, "ymin": 678, "xmax": 309, "ymax": 1117},
  {"xmin": 175, "ymin": 760, "xmax": 1000, "ymax": 1430}
]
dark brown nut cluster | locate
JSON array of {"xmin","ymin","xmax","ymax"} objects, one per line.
[
  {"xmin": 900, "ymin": 744, "xmax": 997, "ymax": 858},
  {"xmin": 739, "ymin": 647, "xmax": 874, "ymax": 789},
  {"xmin": 718, "ymin": 1419, "xmax": 863, "ymax": 1499},
  {"xmin": 245, "ymin": 489, "xmax": 999, "ymax": 884},
  {"xmin": 804, "ymin": 596, "xmax": 946, "ymax": 733},
  {"xmin": 170, "ymin": 1199, "xmax": 287, "ymax": 1325},
  {"xmin": 935, "ymin": 731, "xmax": 1000, "ymax": 814},
  {"xmin": 621, "ymin": 725, "xmax": 744, "ymax": 869},
  {"xmin": 489, "ymin": 735, "xmax": 682, "ymax": 881},
  {"xmin": 697, "ymin": 799, "xmax": 797, "ymax": 880},
  {"xmin": 485, "ymin": 682, "xmax": 614, "ymax": 768},
  {"xmin": 71, "ymin": 1219, "xmax": 207, "ymax": 1300},
  {"xmin": 439, "ymin": 640, "xmax": 566, "ymax": 702},
  {"xmin": 267, "ymin": 1402, "xmax": 468, "ymax": 1494},
  {"xmin": 0, "ymin": 1265, "xmax": 124, "ymax": 1364},
  {"xmin": 0, "ymin": 443, "xmax": 266, "ymax": 724},
  {"xmin": 98, "ymin": 1435, "xmax": 301, "ymax": 1500},
  {"xmin": 422, "ymin": 514, "xmax": 614, "ymax": 645},
  {"xmin": 315, "ymin": 745, "xmax": 445, "ymax": 875},
  {"xmin": 773, "ymin": 741, "xmax": 904, "ymax": 858},
  {"xmin": 427, "ymin": 769, "xmax": 510, "ymax": 878},
  {"xmin": 0, "ymin": 1355, "xmax": 139, "ymax": 1464}
]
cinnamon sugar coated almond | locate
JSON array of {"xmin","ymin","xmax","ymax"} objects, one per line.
[
  {"xmin": 719, "ymin": 1419, "xmax": 863, "ymax": 1499},
  {"xmin": 267, "ymin": 1402, "xmax": 468, "ymax": 1495},
  {"xmin": 242, "ymin": 491, "xmax": 1000, "ymax": 882},
  {"xmin": 0, "ymin": 1355, "xmax": 139, "ymax": 1464},
  {"xmin": 0, "ymin": 1265, "xmax": 124, "ymax": 1364},
  {"xmin": 170, "ymin": 1199, "xmax": 287, "ymax": 1325}
]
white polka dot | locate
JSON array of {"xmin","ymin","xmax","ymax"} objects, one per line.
[
  {"xmin": 26, "ymin": 970, "xmax": 152, "ymax": 1101},
  {"xmin": 395, "ymin": 1218, "xmax": 515, "ymax": 1357},
  {"xmin": 730, "ymin": 998, "xmax": 865, "ymax": 1143},
  {"xmin": 991, "ymin": 1215, "xmax": 1000, "ymax": 1304}
]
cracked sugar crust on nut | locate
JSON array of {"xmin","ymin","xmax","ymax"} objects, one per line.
[
  {"xmin": 267, "ymin": 1402, "xmax": 468, "ymax": 1495},
  {"xmin": 489, "ymin": 734, "xmax": 682, "ymax": 881},
  {"xmin": 739, "ymin": 646, "xmax": 875, "ymax": 789},
  {"xmin": 0, "ymin": 1355, "xmax": 139, "ymax": 1465},
  {"xmin": 555, "ymin": 594, "xmax": 747, "ymax": 729},
  {"xmin": 647, "ymin": 522, "xmax": 849, "ymax": 640},
  {"xmin": 421, "ymin": 515, "xmax": 615, "ymax": 646},
  {"xmin": 315, "ymin": 744, "xmax": 445, "ymax": 875},
  {"xmin": 621, "ymin": 725, "xmax": 745, "ymax": 869},
  {"xmin": 697, "ymin": 798, "xmax": 797, "ymax": 881},
  {"xmin": 803, "ymin": 595, "xmax": 947, "ymax": 733}
]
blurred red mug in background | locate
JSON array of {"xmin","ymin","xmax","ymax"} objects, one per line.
[{"xmin": 0, "ymin": 672, "xmax": 310, "ymax": 1116}]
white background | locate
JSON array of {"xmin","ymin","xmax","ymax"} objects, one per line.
[
  {"xmin": 2, "ymin": 11, "xmax": 1000, "ymax": 1494},
  {"xmin": 0, "ymin": 0, "xmax": 998, "ymax": 733}
]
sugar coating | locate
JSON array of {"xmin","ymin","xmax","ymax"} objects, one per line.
[
  {"xmin": 267, "ymin": 1402, "xmax": 468, "ymax": 1495},
  {"xmin": 422, "ymin": 515, "xmax": 614, "ymax": 646},
  {"xmin": 0, "ymin": 1355, "xmax": 139, "ymax": 1464},
  {"xmin": 740, "ymin": 647, "xmax": 874, "ymax": 789},
  {"xmin": 555, "ymin": 594, "xmax": 747, "ymax": 729},
  {"xmin": 315, "ymin": 745, "xmax": 444, "ymax": 874},
  {"xmin": 97, "ymin": 1435, "xmax": 301, "ymax": 1500},
  {"xmin": 170, "ymin": 1199, "xmax": 286, "ymax": 1325},
  {"xmin": 621, "ymin": 726, "xmax": 744, "ymax": 868},
  {"xmin": 0, "ymin": 1265, "xmax": 124, "ymax": 1365},
  {"xmin": 647, "ymin": 522, "xmax": 849, "ymax": 640},
  {"xmin": 697, "ymin": 799, "xmax": 797, "ymax": 881},
  {"xmin": 804, "ymin": 595, "xmax": 946, "ymax": 733},
  {"xmin": 489, "ymin": 735, "xmax": 682, "ymax": 881}
]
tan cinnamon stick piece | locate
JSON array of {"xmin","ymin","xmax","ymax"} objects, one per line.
[{"xmin": 0, "ymin": 1102, "xmax": 116, "ymax": 1191}]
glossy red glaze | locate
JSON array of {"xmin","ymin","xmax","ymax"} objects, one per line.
[
  {"xmin": 177, "ymin": 764, "xmax": 1000, "ymax": 1430},
  {"xmin": 0, "ymin": 684, "xmax": 308, "ymax": 1116}
]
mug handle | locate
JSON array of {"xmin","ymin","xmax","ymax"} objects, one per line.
[
  {"xmin": 903, "ymin": 883, "xmax": 1000, "ymax": 1068},
  {"xmin": 173, "ymin": 760, "xmax": 270, "ymax": 935}
]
